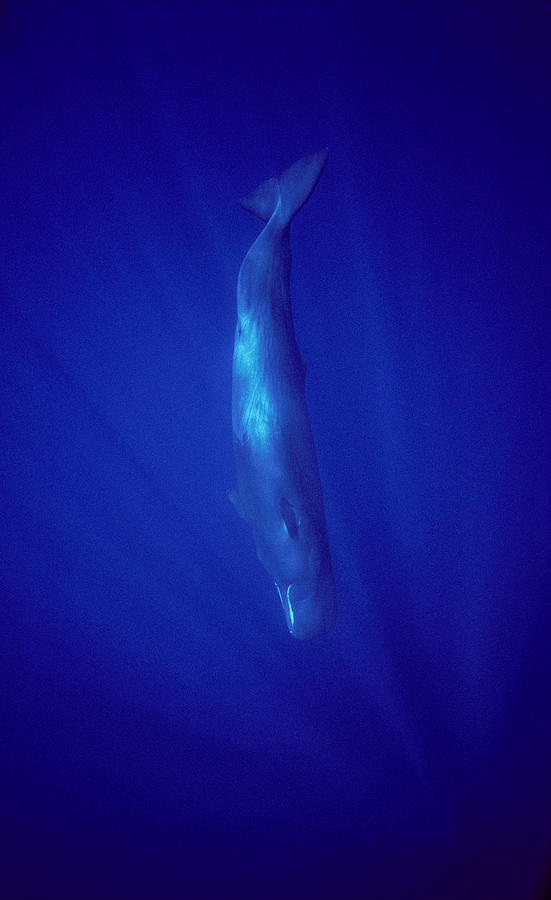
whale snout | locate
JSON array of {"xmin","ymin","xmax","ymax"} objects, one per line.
[{"xmin": 276, "ymin": 573, "xmax": 337, "ymax": 640}]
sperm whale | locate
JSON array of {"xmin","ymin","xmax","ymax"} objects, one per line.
[{"xmin": 229, "ymin": 149, "xmax": 337, "ymax": 639}]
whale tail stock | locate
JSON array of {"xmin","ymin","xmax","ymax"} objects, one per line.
[{"xmin": 239, "ymin": 148, "xmax": 328, "ymax": 227}]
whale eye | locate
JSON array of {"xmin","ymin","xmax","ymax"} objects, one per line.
[{"xmin": 278, "ymin": 496, "xmax": 298, "ymax": 539}]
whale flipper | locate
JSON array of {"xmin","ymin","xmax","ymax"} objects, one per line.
[
  {"xmin": 278, "ymin": 496, "xmax": 299, "ymax": 539},
  {"xmin": 239, "ymin": 148, "xmax": 328, "ymax": 226},
  {"xmin": 227, "ymin": 487, "xmax": 247, "ymax": 522}
]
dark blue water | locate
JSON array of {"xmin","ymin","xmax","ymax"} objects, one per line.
[{"xmin": 2, "ymin": 3, "xmax": 550, "ymax": 898}]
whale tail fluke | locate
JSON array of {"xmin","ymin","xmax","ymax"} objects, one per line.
[
  {"xmin": 239, "ymin": 176, "xmax": 279, "ymax": 222},
  {"xmin": 278, "ymin": 148, "xmax": 328, "ymax": 226},
  {"xmin": 239, "ymin": 149, "xmax": 328, "ymax": 225}
]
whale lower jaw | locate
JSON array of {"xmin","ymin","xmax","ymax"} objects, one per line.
[{"xmin": 274, "ymin": 581, "xmax": 336, "ymax": 640}]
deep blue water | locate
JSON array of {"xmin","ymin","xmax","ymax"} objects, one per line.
[{"xmin": 2, "ymin": 2, "xmax": 551, "ymax": 898}]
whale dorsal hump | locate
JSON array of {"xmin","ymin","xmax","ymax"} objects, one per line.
[{"xmin": 278, "ymin": 496, "xmax": 298, "ymax": 539}]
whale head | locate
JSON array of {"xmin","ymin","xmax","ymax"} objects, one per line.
[{"xmin": 251, "ymin": 493, "xmax": 337, "ymax": 639}]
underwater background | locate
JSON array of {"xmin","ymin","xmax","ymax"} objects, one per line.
[{"xmin": 2, "ymin": 2, "xmax": 550, "ymax": 898}]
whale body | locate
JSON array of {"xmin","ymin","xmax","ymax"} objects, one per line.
[{"xmin": 229, "ymin": 149, "xmax": 337, "ymax": 639}]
